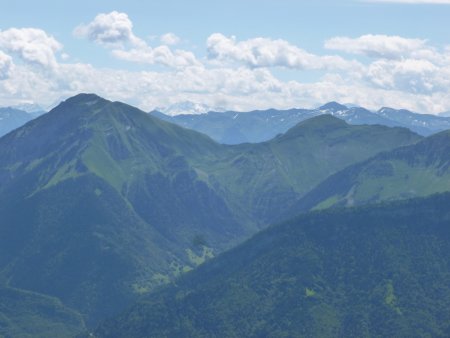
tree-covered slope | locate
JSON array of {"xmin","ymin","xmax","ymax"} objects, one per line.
[
  {"xmin": 292, "ymin": 129, "xmax": 450, "ymax": 212},
  {"xmin": 94, "ymin": 193, "xmax": 450, "ymax": 338}
]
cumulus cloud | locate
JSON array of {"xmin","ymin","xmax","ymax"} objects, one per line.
[
  {"xmin": 323, "ymin": 34, "xmax": 450, "ymax": 98},
  {"xmin": 207, "ymin": 33, "xmax": 361, "ymax": 71},
  {"xmin": 75, "ymin": 12, "xmax": 198, "ymax": 68},
  {"xmin": 0, "ymin": 51, "xmax": 13, "ymax": 79},
  {"xmin": 365, "ymin": 58, "xmax": 448, "ymax": 93},
  {"xmin": 0, "ymin": 28, "xmax": 62, "ymax": 69},
  {"xmin": 325, "ymin": 34, "xmax": 427, "ymax": 59},
  {"xmin": 160, "ymin": 33, "xmax": 180, "ymax": 45},
  {"xmin": 74, "ymin": 11, "xmax": 144, "ymax": 47}
]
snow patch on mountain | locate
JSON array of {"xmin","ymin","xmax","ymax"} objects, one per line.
[{"xmin": 156, "ymin": 101, "xmax": 225, "ymax": 116}]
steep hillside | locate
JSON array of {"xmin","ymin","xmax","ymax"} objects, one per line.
[{"xmin": 94, "ymin": 193, "xmax": 450, "ymax": 338}]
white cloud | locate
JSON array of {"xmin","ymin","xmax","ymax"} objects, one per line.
[
  {"xmin": 365, "ymin": 58, "xmax": 449, "ymax": 93},
  {"xmin": 325, "ymin": 34, "xmax": 427, "ymax": 59},
  {"xmin": 160, "ymin": 33, "xmax": 180, "ymax": 45},
  {"xmin": 0, "ymin": 28, "xmax": 62, "ymax": 69},
  {"xmin": 75, "ymin": 12, "xmax": 198, "ymax": 68},
  {"xmin": 0, "ymin": 51, "xmax": 13, "ymax": 79},
  {"xmin": 112, "ymin": 46, "xmax": 200, "ymax": 68},
  {"xmin": 206, "ymin": 33, "xmax": 362, "ymax": 71},
  {"xmin": 74, "ymin": 11, "xmax": 144, "ymax": 47},
  {"xmin": 2, "ymin": 21, "xmax": 450, "ymax": 115}
]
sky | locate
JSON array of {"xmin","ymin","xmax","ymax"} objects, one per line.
[{"xmin": 1, "ymin": 0, "xmax": 450, "ymax": 114}]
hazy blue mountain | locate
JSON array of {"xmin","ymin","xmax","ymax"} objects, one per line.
[
  {"xmin": 10, "ymin": 103, "xmax": 45, "ymax": 114},
  {"xmin": 94, "ymin": 193, "xmax": 450, "ymax": 338},
  {"xmin": 151, "ymin": 108, "xmax": 320, "ymax": 144},
  {"xmin": 152, "ymin": 102, "xmax": 450, "ymax": 144},
  {"xmin": 0, "ymin": 94, "xmax": 422, "ymax": 330},
  {"xmin": 0, "ymin": 107, "xmax": 36, "ymax": 137},
  {"xmin": 376, "ymin": 107, "xmax": 450, "ymax": 136}
]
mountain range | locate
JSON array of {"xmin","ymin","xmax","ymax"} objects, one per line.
[
  {"xmin": 3, "ymin": 100, "xmax": 449, "ymax": 144},
  {"xmin": 0, "ymin": 93, "xmax": 449, "ymax": 336},
  {"xmin": 152, "ymin": 101, "xmax": 450, "ymax": 144}
]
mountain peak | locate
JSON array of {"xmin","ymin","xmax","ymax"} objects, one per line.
[
  {"xmin": 46, "ymin": 93, "xmax": 114, "ymax": 120},
  {"xmin": 318, "ymin": 102, "xmax": 348, "ymax": 112},
  {"xmin": 62, "ymin": 93, "xmax": 109, "ymax": 106}
]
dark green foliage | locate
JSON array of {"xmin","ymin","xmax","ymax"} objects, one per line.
[{"xmin": 95, "ymin": 193, "xmax": 450, "ymax": 338}]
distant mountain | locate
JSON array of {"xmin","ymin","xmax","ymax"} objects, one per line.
[
  {"xmin": 0, "ymin": 107, "xmax": 36, "ymax": 137},
  {"xmin": 152, "ymin": 108, "xmax": 321, "ymax": 145},
  {"xmin": 10, "ymin": 103, "xmax": 45, "ymax": 114},
  {"xmin": 0, "ymin": 94, "xmax": 421, "ymax": 330},
  {"xmin": 376, "ymin": 107, "xmax": 450, "ymax": 136},
  {"xmin": 292, "ymin": 129, "xmax": 450, "ymax": 212},
  {"xmin": 152, "ymin": 102, "xmax": 450, "ymax": 144},
  {"xmin": 94, "ymin": 193, "xmax": 450, "ymax": 338},
  {"xmin": 318, "ymin": 102, "xmax": 404, "ymax": 128},
  {"xmin": 155, "ymin": 101, "xmax": 225, "ymax": 116}
]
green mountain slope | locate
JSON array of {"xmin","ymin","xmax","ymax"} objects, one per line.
[
  {"xmin": 0, "ymin": 93, "xmax": 422, "ymax": 328},
  {"xmin": 292, "ymin": 129, "xmax": 450, "ymax": 212},
  {"xmin": 94, "ymin": 193, "xmax": 450, "ymax": 338},
  {"xmin": 208, "ymin": 115, "xmax": 422, "ymax": 225}
]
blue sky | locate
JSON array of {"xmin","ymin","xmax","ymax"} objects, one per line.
[{"xmin": 1, "ymin": 0, "xmax": 450, "ymax": 113}]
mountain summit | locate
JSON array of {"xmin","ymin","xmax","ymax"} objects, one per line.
[{"xmin": 318, "ymin": 101, "xmax": 348, "ymax": 112}]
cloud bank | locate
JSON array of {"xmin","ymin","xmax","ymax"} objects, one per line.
[{"xmin": 1, "ymin": 11, "xmax": 450, "ymax": 114}]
